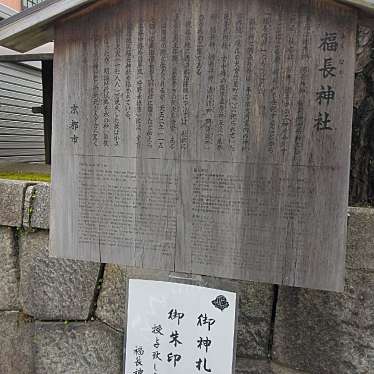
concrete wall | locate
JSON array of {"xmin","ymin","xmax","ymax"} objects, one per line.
[{"xmin": 0, "ymin": 179, "xmax": 373, "ymax": 373}]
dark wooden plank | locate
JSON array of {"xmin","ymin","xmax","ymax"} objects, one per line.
[
  {"xmin": 42, "ymin": 60, "xmax": 53, "ymax": 164},
  {"xmin": 50, "ymin": 0, "xmax": 357, "ymax": 291}
]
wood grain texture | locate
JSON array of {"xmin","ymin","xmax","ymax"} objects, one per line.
[{"xmin": 50, "ymin": 0, "xmax": 357, "ymax": 291}]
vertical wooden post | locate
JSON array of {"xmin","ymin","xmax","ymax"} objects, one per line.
[{"xmin": 42, "ymin": 59, "xmax": 53, "ymax": 165}]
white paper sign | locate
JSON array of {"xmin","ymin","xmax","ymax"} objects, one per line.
[{"xmin": 124, "ymin": 280, "xmax": 237, "ymax": 374}]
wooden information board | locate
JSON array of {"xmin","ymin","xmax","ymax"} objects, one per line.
[{"xmin": 50, "ymin": 0, "xmax": 357, "ymax": 291}]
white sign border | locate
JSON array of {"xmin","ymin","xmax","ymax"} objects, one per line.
[{"xmin": 123, "ymin": 276, "xmax": 239, "ymax": 374}]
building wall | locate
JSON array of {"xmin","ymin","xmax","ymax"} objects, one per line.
[
  {"xmin": 0, "ymin": 0, "xmax": 20, "ymax": 11},
  {"xmin": 0, "ymin": 62, "xmax": 45, "ymax": 162},
  {"xmin": 0, "ymin": 1, "xmax": 46, "ymax": 164}
]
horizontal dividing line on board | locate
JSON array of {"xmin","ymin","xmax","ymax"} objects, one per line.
[{"xmin": 73, "ymin": 154, "xmax": 338, "ymax": 169}]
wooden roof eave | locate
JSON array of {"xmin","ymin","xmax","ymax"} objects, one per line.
[
  {"xmin": 1, "ymin": 0, "xmax": 374, "ymax": 53},
  {"xmin": 338, "ymin": 0, "xmax": 374, "ymax": 14},
  {"xmin": 0, "ymin": 0, "xmax": 96, "ymax": 52},
  {"xmin": 0, "ymin": 43, "xmax": 54, "ymax": 62}
]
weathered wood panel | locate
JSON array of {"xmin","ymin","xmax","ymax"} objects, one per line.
[
  {"xmin": 51, "ymin": 0, "xmax": 357, "ymax": 291},
  {"xmin": 0, "ymin": 62, "xmax": 44, "ymax": 162}
]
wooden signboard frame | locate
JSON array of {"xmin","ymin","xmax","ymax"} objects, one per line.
[{"xmin": 49, "ymin": 0, "xmax": 357, "ymax": 291}]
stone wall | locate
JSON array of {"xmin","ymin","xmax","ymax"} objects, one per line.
[{"xmin": 0, "ymin": 179, "xmax": 373, "ymax": 373}]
